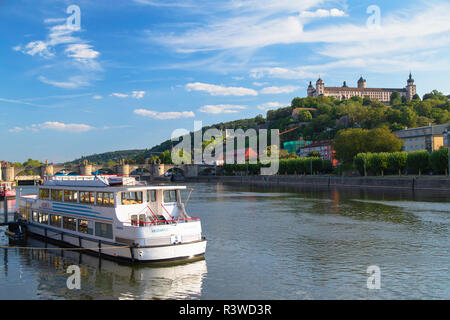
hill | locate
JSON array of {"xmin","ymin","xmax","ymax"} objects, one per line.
[
  {"xmin": 67, "ymin": 149, "xmax": 146, "ymax": 165},
  {"xmin": 135, "ymin": 90, "xmax": 449, "ymax": 163}
]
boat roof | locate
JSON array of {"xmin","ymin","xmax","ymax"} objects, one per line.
[
  {"xmin": 39, "ymin": 185, "xmax": 186, "ymax": 192},
  {"xmin": 41, "ymin": 175, "xmax": 186, "ymax": 191}
]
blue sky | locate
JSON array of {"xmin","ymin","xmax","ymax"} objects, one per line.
[{"xmin": 1, "ymin": 0, "xmax": 450, "ymax": 163}]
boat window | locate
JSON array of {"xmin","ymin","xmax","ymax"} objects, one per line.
[
  {"xmin": 78, "ymin": 219, "xmax": 93, "ymax": 235},
  {"xmin": 64, "ymin": 190, "xmax": 78, "ymax": 203},
  {"xmin": 63, "ymin": 217, "xmax": 77, "ymax": 231},
  {"xmin": 38, "ymin": 212, "xmax": 48, "ymax": 224},
  {"xmin": 50, "ymin": 214, "xmax": 62, "ymax": 228},
  {"xmin": 39, "ymin": 189, "xmax": 50, "ymax": 200},
  {"xmin": 95, "ymin": 222, "xmax": 113, "ymax": 239},
  {"xmin": 51, "ymin": 189, "xmax": 63, "ymax": 202},
  {"xmin": 148, "ymin": 190, "xmax": 156, "ymax": 202},
  {"xmin": 121, "ymin": 191, "xmax": 143, "ymax": 205},
  {"xmin": 163, "ymin": 190, "xmax": 177, "ymax": 203},
  {"xmin": 96, "ymin": 192, "xmax": 114, "ymax": 207},
  {"xmin": 80, "ymin": 191, "xmax": 94, "ymax": 204},
  {"xmin": 32, "ymin": 211, "xmax": 38, "ymax": 222}
]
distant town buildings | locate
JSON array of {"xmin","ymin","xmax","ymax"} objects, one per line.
[
  {"xmin": 283, "ymin": 140, "xmax": 312, "ymax": 154},
  {"xmin": 307, "ymin": 73, "xmax": 417, "ymax": 104},
  {"xmin": 297, "ymin": 140, "xmax": 338, "ymax": 167},
  {"xmin": 394, "ymin": 124, "xmax": 450, "ymax": 153}
]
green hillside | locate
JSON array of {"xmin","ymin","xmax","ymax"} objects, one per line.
[{"xmin": 135, "ymin": 90, "xmax": 449, "ymax": 163}]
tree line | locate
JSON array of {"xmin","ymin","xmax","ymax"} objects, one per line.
[{"xmin": 354, "ymin": 148, "xmax": 449, "ymax": 176}]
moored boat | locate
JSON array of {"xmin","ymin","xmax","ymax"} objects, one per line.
[
  {"xmin": 0, "ymin": 182, "xmax": 16, "ymax": 200},
  {"xmin": 15, "ymin": 175, "xmax": 207, "ymax": 263}
]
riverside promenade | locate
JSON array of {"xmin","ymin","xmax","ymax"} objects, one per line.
[{"xmin": 186, "ymin": 175, "xmax": 450, "ymax": 191}]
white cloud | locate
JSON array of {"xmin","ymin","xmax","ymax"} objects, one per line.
[
  {"xmin": 14, "ymin": 17, "xmax": 102, "ymax": 87},
  {"xmin": 38, "ymin": 76, "xmax": 90, "ymax": 89},
  {"xmin": 110, "ymin": 91, "xmax": 146, "ymax": 99},
  {"xmin": 11, "ymin": 122, "xmax": 94, "ymax": 133},
  {"xmin": 132, "ymin": 90, "xmax": 146, "ymax": 99},
  {"xmin": 65, "ymin": 43, "xmax": 100, "ymax": 60},
  {"xmin": 8, "ymin": 127, "xmax": 24, "ymax": 133},
  {"xmin": 253, "ymin": 81, "xmax": 269, "ymax": 87},
  {"xmin": 299, "ymin": 9, "xmax": 347, "ymax": 18},
  {"xmin": 257, "ymin": 102, "xmax": 287, "ymax": 111},
  {"xmin": 134, "ymin": 109, "xmax": 195, "ymax": 120},
  {"xmin": 34, "ymin": 122, "xmax": 94, "ymax": 132},
  {"xmin": 250, "ymin": 67, "xmax": 317, "ymax": 80},
  {"xmin": 110, "ymin": 93, "xmax": 129, "ymax": 98},
  {"xmin": 186, "ymin": 82, "xmax": 258, "ymax": 96},
  {"xmin": 198, "ymin": 104, "xmax": 247, "ymax": 114},
  {"xmin": 93, "ymin": 95, "xmax": 103, "ymax": 99},
  {"xmin": 260, "ymin": 85, "xmax": 300, "ymax": 94}
]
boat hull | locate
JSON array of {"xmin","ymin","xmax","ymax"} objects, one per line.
[{"xmin": 25, "ymin": 223, "xmax": 207, "ymax": 263}]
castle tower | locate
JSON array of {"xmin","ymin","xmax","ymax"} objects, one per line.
[
  {"xmin": 307, "ymin": 81, "xmax": 315, "ymax": 97},
  {"xmin": 316, "ymin": 77, "xmax": 324, "ymax": 96},
  {"xmin": 357, "ymin": 76, "xmax": 366, "ymax": 89},
  {"xmin": 406, "ymin": 72, "xmax": 416, "ymax": 100}
]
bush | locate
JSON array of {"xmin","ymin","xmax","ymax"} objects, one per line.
[
  {"xmin": 387, "ymin": 152, "xmax": 408, "ymax": 175},
  {"xmin": 430, "ymin": 147, "xmax": 449, "ymax": 175},
  {"xmin": 406, "ymin": 151, "xmax": 430, "ymax": 175},
  {"xmin": 367, "ymin": 153, "xmax": 389, "ymax": 176}
]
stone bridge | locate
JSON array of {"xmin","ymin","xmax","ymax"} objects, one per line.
[{"xmin": 1, "ymin": 160, "xmax": 215, "ymax": 182}]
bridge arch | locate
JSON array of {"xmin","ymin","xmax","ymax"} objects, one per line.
[{"xmin": 15, "ymin": 167, "xmax": 41, "ymax": 179}]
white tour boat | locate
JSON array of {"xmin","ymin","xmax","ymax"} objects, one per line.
[{"xmin": 15, "ymin": 175, "xmax": 207, "ymax": 263}]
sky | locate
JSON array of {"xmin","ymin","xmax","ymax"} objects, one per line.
[{"xmin": 1, "ymin": 0, "xmax": 450, "ymax": 163}]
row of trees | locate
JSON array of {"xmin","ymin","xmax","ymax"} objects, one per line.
[
  {"xmin": 354, "ymin": 148, "xmax": 449, "ymax": 176},
  {"xmin": 222, "ymin": 158, "xmax": 333, "ymax": 176}
]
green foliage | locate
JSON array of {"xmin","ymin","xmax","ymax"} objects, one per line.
[
  {"xmin": 429, "ymin": 147, "xmax": 449, "ymax": 174},
  {"xmin": 22, "ymin": 158, "xmax": 42, "ymax": 167},
  {"xmin": 67, "ymin": 150, "xmax": 146, "ymax": 165},
  {"xmin": 387, "ymin": 152, "xmax": 408, "ymax": 175},
  {"xmin": 159, "ymin": 150, "xmax": 172, "ymax": 164},
  {"xmin": 367, "ymin": 152, "xmax": 389, "ymax": 176},
  {"xmin": 333, "ymin": 127, "xmax": 403, "ymax": 163},
  {"xmin": 406, "ymin": 151, "xmax": 430, "ymax": 175},
  {"xmin": 93, "ymin": 90, "xmax": 446, "ymax": 163}
]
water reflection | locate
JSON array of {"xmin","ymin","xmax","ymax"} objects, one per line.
[{"xmin": 8, "ymin": 238, "xmax": 207, "ymax": 300}]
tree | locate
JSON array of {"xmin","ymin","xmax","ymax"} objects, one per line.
[
  {"xmin": 423, "ymin": 90, "xmax": 447, "ymax": 101},
  {"xmin": 295, "ymin": 110, "xmax": 313, "ymax": 122},
  {"xmin": 367, "ymin": 153, "xmax": 389, "ymax": 176},
  {"xmin": 159, "ymin": 150, "xmax": 172, "ymax": 164},
  {"xmin": 406, "ymin": 151, "xmax": 430, "ymax": 175},
  {"xmin": 333, "ymin": 128, "xmax": 368, "ymax": 163},
  {"xmin": 390, "ymin": 92, "xmax": 402, "ymax": 106},
  {"xmin": 333, "ymin": 127, "xmax": 403, "ymax": 163},
  {"xmin": 22, "ymin": 158, "xmax": 42, "ymax": 167},
  {"xmin": 387, "ymin": 152, "xmax": 407, "ymax": 175},
  {"xmin": 430, "ymin": 147, "xmax": 449, "ymax": 175}
]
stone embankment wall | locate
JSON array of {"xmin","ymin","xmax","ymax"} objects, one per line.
[{"xmin": 186, "ymin": 175, "xmax": 450, "ymax": 191}]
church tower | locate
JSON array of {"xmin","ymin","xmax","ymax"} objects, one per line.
[
  {"xmin": 406, "ymin": 72, "xmax": 416, "ymax": 100},
  {"xmin": 357, "ymin": 76, "xmax": 366, "ymax": 89},
  {"xmin": 307, "ymin": 81, "xmax": 315, "ymax": 97},
  {"xmin": 316, "ymin": 77, "xmax": 324, "ymax": 96}
]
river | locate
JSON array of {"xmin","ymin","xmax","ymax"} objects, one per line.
[{"xmin": 0, "ymin": 183, "xmax": 449, "ymax": 299}]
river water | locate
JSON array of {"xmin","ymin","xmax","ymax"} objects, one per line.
[{"xmin": 0, "ymin": 183, "xmax": 449, "ymax": 300}]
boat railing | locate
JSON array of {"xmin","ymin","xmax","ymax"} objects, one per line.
[
  {"xmin": 129, "ymin": 217, "xmax": 200, "ymax": 226},
  {"xmin": 127, "ymin": 205, "xmax": 200, "ymax": 227}
]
